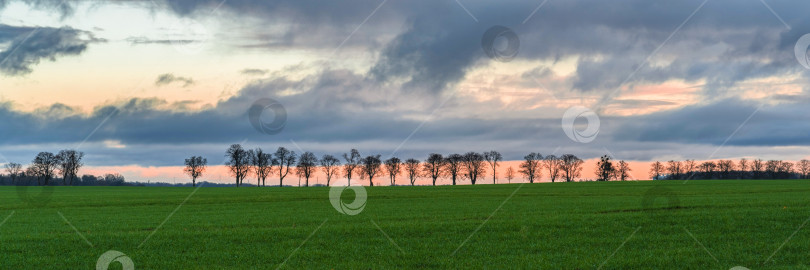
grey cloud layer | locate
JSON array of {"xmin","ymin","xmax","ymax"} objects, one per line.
[
  {"xmin": 158, "ymin": 0, "xmax": 810, "ymax": 95},
  {"xmin": 2, "ymin": 67, "xmax": 810, "ymax": 166},
  {"xmin": 2, "ymin": 0, "xmax": 810, "ymax": 166},
  {"xmin": 0, "ymin": 24, "xmax": 102, "ymax": 76}
]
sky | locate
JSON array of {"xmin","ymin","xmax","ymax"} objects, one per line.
[{"xmin": 1, "ymin": 0, "xmax": 810, "ymax": 183}]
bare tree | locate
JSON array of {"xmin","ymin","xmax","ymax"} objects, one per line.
[
  {"xmin": 505, "ymin": 166, "xmax": 515, "ymax": 183},
  {"xmin": 483, "ymin": 151, "xmax": 502, "ymax": 184},
  {"xmin": 649, "ymin": 161, "xmax": 664, "ymax": 180},
  {"xmin": 797, "ymin": 159, "xmax": 810, "ymax": 179},
  {"xmin": 320, "ymin": 154, "xmax": 341, "ymax": 186},
  {"xmin": 560, "ymin": 154, "xmax": 583, "ymax": 182},
  {"xmin": 383, "ymin": 157, "xmax": 402, "ymax": 186},
  {"xmin": 595, "ymin": 155, "xmax": 615, "ymax": 181},
  {"xmin": 30, "ymin": 152, "xmax": 59, "ymax": 186},
  {"xmin": 184, "ymin": 156, "xmax": 207, "ymax": 187},
  {"xmin": 423, "ymin": 153, "xmax": 444, "ymax": 186},
  {"xmin": 519, "ymin": 153, "xmax": 542, "ymax": 183},
  {"xmin": 250, "ymin": 148, "xmax": 273, "ymax": 187},
  {"xmin": 777, "ymin": 160, "xmax": 793, "ymax": 179},
  {"xmin": 700, "ymin": 161, "xmax": 716, "ymax": 179},
  {"xmin": 445, "ymin": 154, "xmax": 463, "ymax": 185},
  {"xmin": 56, "ymin": 150, "xmax": 84, "ymax": 185},
  {"xmin": 752, "ymin": 159, "xmax": 764, "ymax": 179},
  {"xmin": 343, "ymin": 149, "xmax": 361, "ymax": 186},
  {"xmin": 462, "ymin": 152, "xmax": 486, "ymax": 185},
  {"xmin": 405, "ymin": 158, "xmax": 420, "ymax": 186},
  {"xmin": 543, "ymin": 155, "xmax": 562, "ymax": 183},
  {"xmin": 617, "ymin": 160, "xmax": 631, "ymax": 181},
  {"xmin": 225, "ymin": 144, "xmax": 251, "ymax": 187},
  {"xmin": 683, "ymin": 159, "xmax": 696, "ymax": 180},
  {"xmin": 738, "ymin": 158, "xmax": 749, "ymax": 179},
  {"xmin": 717, "ymin": 160, "xmax": 735, "ymax": 179},
  {"xmin": 295, "ymin": 167, "xmax": 303, "ymax": 187},
  {"xmin": 361, "ymin": 155, "xmax": 382, "ymax": 186},
  {"xmin": 765, "ymin": 160, "xmax": 779, "ymax": 179},
  {"xmin": 274, "ymin": 147, "xmax": 297, "ymax": 187},
  {"xmin": 4, "ymin": 162, "xmax": 23, "ymax": 185},
  {"xmin": 297, "ymin": 152, "xmax": 318, "ymax": 187},
  {"xmin": 667, "ymin": 160, "xmax": 682, "ymax": 180}
]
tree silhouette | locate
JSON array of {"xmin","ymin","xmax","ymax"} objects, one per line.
[
  {"xmin": 649, "ymin": 161, "xmax": 663, "ymax": 180},
  {"xmin": 752, "ymin": 159, "xmax": 764, "ymax": 179},
  {"xmin": 4, "ymin": 163, "xmax": 22, "ymax": 185},
  {"xmin": 798, "ymin": 159, "xmax": 810, "ymax": 179},
  {"xmin": 483, "ymin": 151, "xmax": 502, "ymax": 184},
  {"xmin": 384, "ymin": 157, "xmax": 402, "ymax": 186},
  {"xmin": 462, "ymin": 152, "xmax": 485, "ymax": 185},
  {"xmin": 249, "ymin": 148, "xmax": 272, "ymax": 187},
  {"xmin": 184, "ymin": 156, "xmax": 207, "ymax": 187},
  {"xmin": 297, "ymin": 152, "xmax": 318, "ymax": 187},
  {"xmin": 361, "ymin": 155, "xmax": 382, "ymax": 186},
  {"xmin": 700, "ymin": 161, "xmax": 716, "ymax": 179},
  {"xmin": 225, "ymin": 144, "xmax": 250, "ymax": 187},
  {"xmin": 404, "ymin": 158, "xmax": 420, "ymax": 186},
  {"xmin": 343, "ymin": 149, "xmax": 361, "ymax": 186},
  {"xmin": 738, "ymin": 158, "xmax": 749, "ymax": 179},
  {"xmin": 56, "ymin": 150, "xmax": 84, "ymax": 185},
  {"xmin": 560, "ymin": 154, "xmax": 583, "ymax": 182},
  {"xmin": 30, "ymin": 152, "xmax": 58, "ymax": 186},
  {"xmin": 595, "ymin": 155, "xmax": 615, "ymax": 181},
  {"xmin": 543, "ymin": 155, "xmax": 562, "ymax": 183},
  {"xmin": 765, "ymin": 160, "xmax": 779, "ymax": 179},
  {"xmin": 683, "ymin": 159, "xmax": 696, "ymax": 180},
  {"xmin": 617, "ymin": 160, "xmax": 631, "ymax": 181},
  {"xmin": 423, "ymin": 153, "xmax": 444, "ymax": 186},
  {"xmin": 445, "ymin": 154, "xmax": 463, "ymax": 185},
  {"xmin": 505, "ymin": 166, "xmax": 515, "ymax": 183},
  {"xmin": 274, "ymin": 147, "xmax": 296, "ymax": 187},
  {"xmin": 320, "ymin": 154, "xmax": 341, "ymax": 186},
  {"xmin": 717, "ymin": 160, "xmax": 735, "ymax": 179},
  {"xmin": 667, "ymin": 160, "xmax": 682, "ymax": 180},
  {"xmin": 519, "ymin": 153, "xmax": 542, "ymax": 183}
]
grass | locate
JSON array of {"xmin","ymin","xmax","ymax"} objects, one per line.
[{"xmin": 1, "ymin": 180, "xmax": 809, "ymax": 269}]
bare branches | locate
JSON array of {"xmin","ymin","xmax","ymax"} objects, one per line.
[{"xmin": 184, "ymin": 156, "xmax": 207, "ymax": 187}]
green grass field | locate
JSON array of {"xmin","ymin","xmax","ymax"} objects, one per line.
[{"xmin": 1, "ymin": 180, "xmax": 809, "ymax": 269}]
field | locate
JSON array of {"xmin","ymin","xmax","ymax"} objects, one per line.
[{"xmin": 1, "ymin": 180, "xmax": 809, "ymax": 269}]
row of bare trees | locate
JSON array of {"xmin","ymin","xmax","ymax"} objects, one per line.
[
  {"xmin": 594, "ymin": 155, "xmax": 633, "ymax": 181},
  {"xmin": 3, "ymin": 150, "xmax": 85, "ymax": 186},
  {"xmin": 191, "ymin": 144, "xmax": 596, "ymax": 186},
  {"xmin": 649, "ymin": 158, "xmax": 810, "ymax": 180}
]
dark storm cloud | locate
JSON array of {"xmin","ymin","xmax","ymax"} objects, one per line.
[{"xmin": 0, "ymin": 24, "xmax": 102, "ymax": 76}]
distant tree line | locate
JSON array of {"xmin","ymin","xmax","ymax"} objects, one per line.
[
  {"xmin": 648, "ymin": 158, "xmax": 810, "ymax": 180},
  {"xmin": 0, "ymin": 150, "xmax": 131, "ymax": 186},
  {"xmin": 198, "ymin": 144, "xmax": 620, "ymax": 187}
]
